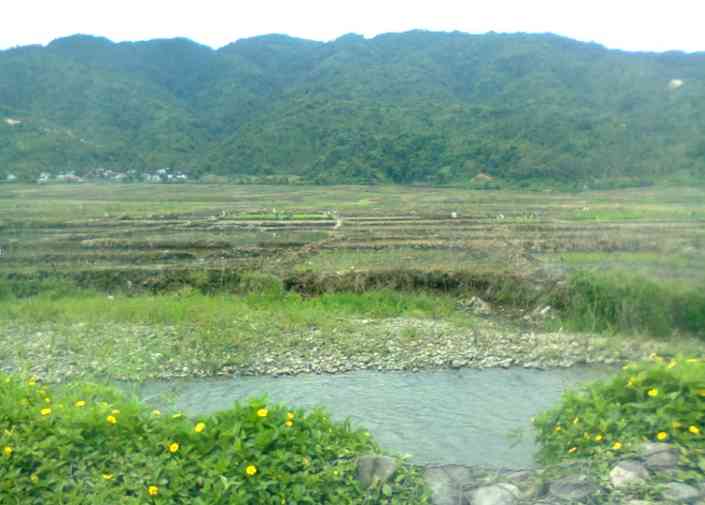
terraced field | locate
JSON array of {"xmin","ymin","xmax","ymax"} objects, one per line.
[{"xmin": 1, "ymin": 184, "xmax": 704, "ymax": 286}]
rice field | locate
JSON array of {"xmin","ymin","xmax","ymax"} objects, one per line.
[{"xmin": 1, "ymin": 183, "xmax": 704, "ymax": 285}]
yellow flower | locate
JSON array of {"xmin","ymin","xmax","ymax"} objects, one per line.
[
  {"xmin": 40, "ymin": 408, "xmax": 52, "ymax": 416},
  {"xmin": 30, "ymin": 474, "xmax": 38, "ymax": 483},
  {"xmin": 194, "ymin": 422, "xmax": 206, "ymax": 433},
  {"xmin": 612, "ymin": 441, "xmax": 623, "ymax": 450},
  {"xmin": 152, "ymin": 410, "xmax": 161, "ymax": 416},
  {"xmin": 287, "ymin": 412, "xmax": 295, "ymax": 420},
  {"xmin": 647, "ymin": 388, "xmax": 658, "ymax": 397},
  {"xmin": 285, "ymin": 420, "xmax": 293, "ymax": 428},
  {"xmin": 656, "ymin": 432, "xmax": 668, "ymax": 441},
  {"xmin": 696, "ymin": 389, "xmax": 705, "ymax": 397},
  {"xmin": 568, "ymin": 447, "xmax": 577, "ymax": 454},
  {"xmin": 257, "ymin": 408, "xmax": 268, "ymax": 418},
  {"xmin": 106, "ymin": 415, "xmax": 117, "ymax": 425},
  {"xmin": 75, "ymin": 400, "xmax": 86, "ymax": 408},
  {"xmin": 246, "ymin": 464, "xmax": 257, "ymax": 476},
  {"xmin": 594, "ymin": 434, "xmax": 604, "ymax": 442},
  {"xmin": 554, "ymin": 425, "xmax": 562, "ymax": 432},
  {"xmin": 148, "ymin": 485, "xmax": 159, "ymax": 496},
  {"xmin": 3, "ymin": 446, "xmax": 12, "ymax": 457},
  {"xmin": 168, "ymin": 442, "xmax": 180, "ymax": 453},
  {"xmin": 689, "ymin": 425, "xmax": 701, "ymax": 435},
  {"xmin": 102, "ymin": 473, "xmax": 113, "ymax": 481},
  {"xmin": 27, "ymin": 377, "xmax": 37, "ymax": 386}
]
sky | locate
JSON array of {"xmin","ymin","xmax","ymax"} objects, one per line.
[{"xmin": 1, "ymin": 0, "xmax": 704, "ymax": 53}]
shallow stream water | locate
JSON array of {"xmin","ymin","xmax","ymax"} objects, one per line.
[{"xmin": 135, "ymin": 367, "xmax": 610, "ymax": 468}]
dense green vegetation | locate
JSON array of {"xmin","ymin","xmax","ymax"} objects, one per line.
[
  {"xmin": 2, "ymin": 31, "xmax": 705, "ymax": 186},
  {"xmin": 534, "ymin": 356, "xmax": 705, "ymax": 474},
  {"xmin": 0, "ymin": 373, "xmax": 428, "ymax": 504},
  {"xmin": 553, "ymin": 271, "xmax": 705, "ymax": 338}
]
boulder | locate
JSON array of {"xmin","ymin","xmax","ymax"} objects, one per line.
[
  {"xmin": 662, "ymin": 482, "xmax": 701, "ymax": 503},
  {"xmin": 549, "ymin": 475, "xmax": 600, "ymax": 502},
  {"xmin": 467, "ymin": 483, "xmax": 519, "ymax": 505},
  {"xmin": 639, "ymin": 442, "xmax": 674, "ymax": 457},
  {"xmin": 645, "ymin": 449, "xmax": 679, "ymax": 471},
  {"xmin": 609, "ymin": 460, "xmax": 650, "ymax": 488},
  {"xmin": 422, "ymin": 467, "xmax": 463, "ymax": 505},
  {"xmin": 356, "ymin": 455, "xmax": 398, "ymax": 489}
]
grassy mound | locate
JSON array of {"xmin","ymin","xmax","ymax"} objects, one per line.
[
  {"xmin": 0, "ymin": 374, "xmax": 428, "ymax": 504},
  {"xmin": 534, "ymin": 356, "xmax": 705, "ymax": 476}
]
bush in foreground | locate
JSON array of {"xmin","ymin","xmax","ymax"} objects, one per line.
[
  {"xmin": 534, "ymin": 355, "xmax": 705, "ymax": 477},
  {"xmin": 0, "ymin": 374, "xmax": 428, "ymax": 504}
]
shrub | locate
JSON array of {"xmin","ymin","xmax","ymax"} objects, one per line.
[
  {"xmin": 556, "ymin": 271, "xmax": 705, "ymax": 337},
  {"xmin": 0, "ymin": 374, "xmax": 428, "ymax": 504},
  {"xmin": 534, "ymin": 356, "xmax": 705, "ymax": 473}
]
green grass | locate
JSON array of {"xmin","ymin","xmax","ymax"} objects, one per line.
[
  {"xmin": 0, "ymin": 290, "xmax": 456, "ymax": 328},
  {"xmin": 547, "ymin": 251, "xmax": 700, "ymax": 268},
  {"xmin": 0, "ymin": 373, "xmax": 429, "ymax": 504},
  {"xmin": 554, "ymin": 271, "xmax": 705, "ymax": 338}
]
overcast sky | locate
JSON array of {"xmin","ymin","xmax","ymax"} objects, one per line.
[{"xmin": 1, "ymin": 0, "xmax": 704, "ymax": 52}]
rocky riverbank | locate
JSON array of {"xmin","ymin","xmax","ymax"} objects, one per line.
[
  {"xmin": 0, "ymin": 313, "xmax": 695, "ymax": 383},
  {"xmin": 358, "ymin": 442, "xmax": 705, "ymax": 505}
]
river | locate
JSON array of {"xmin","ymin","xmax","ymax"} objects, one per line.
[{"xmin": 134, "ymin": 367, "xmax": 610, "ymax": 468}]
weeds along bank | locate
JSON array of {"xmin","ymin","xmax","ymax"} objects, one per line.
[
  {"xmin": 0, "ymin": 269, "xmax": 703, "ymax": 384},
  {"xmin": 1, "ymin": 356, "xmax": 704, "ymax": 504},
  {"xmin": 2, "ymin": 267, "xmax": 704, "ymax": 339}
]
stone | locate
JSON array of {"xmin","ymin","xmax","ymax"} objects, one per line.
[
  {"xmin": 645, "ymin": 448, "xmax": 679, "ymax": 471},
  {"xmin": 639, "ymin": 442, "xmax": 675, "ymax": 457},
  {"xmin": 451, "ymin": 359, "xmax": 467, "ymax": 369},
  {"xmin": 662, "ymin": 482, "xmax": 701, "ymax": 503},
  {"xmin": 441, "ymin": 464, "xmax": 477, "ymax": 486},
  {"xmin": 422, "ymin": 467, "xmax": 462, "ymax": 505},
  {"xmin": 549, "ymin": 475, "xmax": 600, "ymax": 502},
  {"xmin": 609, "ymin": 460, "xmax": 650, "ymax": 488},
  {"xmin": 466, "ymin": 296, "xmax": 492, "ymax": 316},
  {"xmin": 505, "ymin": 470, "xmax": 532, "ymax": 483},
  {"xmin": 467, "ymin": 483, "xmax": 519, "ymax": 505},
  {"xmin": 356, "ymin": 455, "xmax": 398, "ymax": 489}
]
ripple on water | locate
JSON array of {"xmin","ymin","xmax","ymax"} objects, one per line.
[{"xmin": 136, "ymin": 367, "xmax": 610, "ymax": 468}]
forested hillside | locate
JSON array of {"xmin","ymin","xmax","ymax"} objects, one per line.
[{"xmin": 2, "ymin": 31, "xmax": 705, "ymax": 186}]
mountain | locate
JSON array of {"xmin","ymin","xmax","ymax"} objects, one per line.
[{"xmin": 1, "ymin": 31, "xmax": 705, "ymax": 186}]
